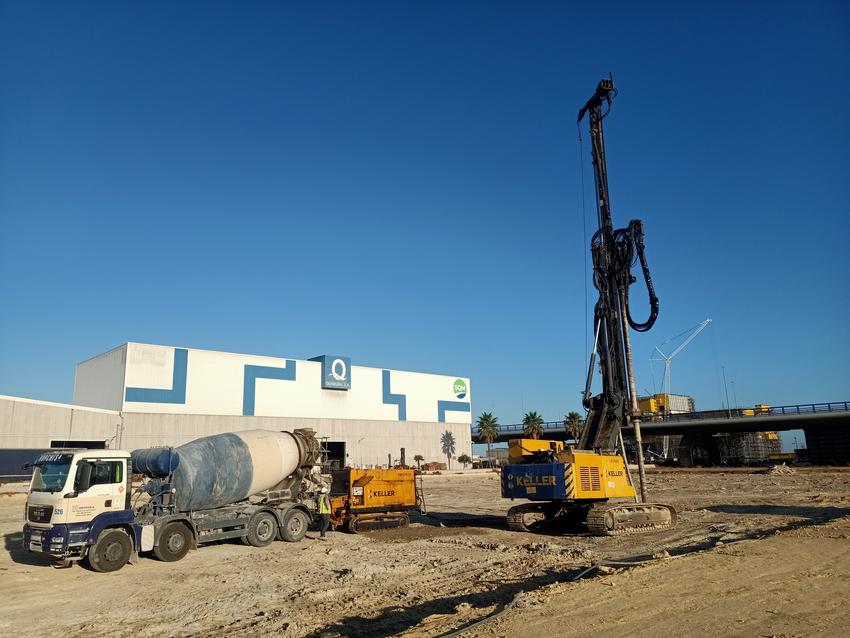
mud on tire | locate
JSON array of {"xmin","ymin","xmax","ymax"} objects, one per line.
[
  {"xmin": 154, "ymin": 522, "xmax": 192, "ymax": 562},
  {"xmin": 86, "ymin": 528, "xmax": 132, "ymax": 573},
  {"xmin": 245, "ymin": 511, "xmax": 278, "ymax": 547},
  {"xmin": 279, "ymin": 509, "xmax": 309, "ymax": 542}
]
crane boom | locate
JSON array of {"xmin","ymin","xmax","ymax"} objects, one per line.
[
  {"xmin": 577, "ymin": 77, "xmax": 659, "ymax": 451},
  {"xmin": 652, "ymin": 318, "xmax": 713, "ymax": 396}
]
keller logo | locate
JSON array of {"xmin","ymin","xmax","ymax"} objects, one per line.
[{"xmin": 453, "ymin": 379, "xmax": 467, "ymax": 399}]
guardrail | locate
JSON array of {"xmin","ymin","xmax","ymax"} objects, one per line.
[
  {"xmin": 489, "ymin": 420, "xmax": 570, "ymax": 434},
  {"xmin": 663, "ymin": 401, "xmax": 850, "ymax": 422},
  {"xmin": 473, "ymin": 401, "xmax": 850, "ymax": 436}
]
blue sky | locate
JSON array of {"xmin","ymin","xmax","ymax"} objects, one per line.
[{"xmin": 1, "ymin": 2, "xmax": 848, "ymax": 452}]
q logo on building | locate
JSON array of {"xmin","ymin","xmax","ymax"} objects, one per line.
[
  {"xmin": 453, "ymin": 378, "xmax": 467, "ymax": 400},
  {"xmin": 331, "ymin": 358, "xmax": 347, "ymax": 383},
  {"xmin": 313, "ymin": 355, "xmax": 352, "ymax": 390}
]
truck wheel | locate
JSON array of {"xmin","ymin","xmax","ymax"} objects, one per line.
[
  {"xmin": 246, "ymin": 511, "xmax": 277, "ymax": 548},
  {"xmin": 154, "ymin": 522, "xmax": 192, "ymax": 562},
  {"xmin": 87, "ymin": 529, "xmax": 132, "ymax": 573},
  {"xmin": 280, "ymin": 509, "xmax": 309, "ymax": 542}
]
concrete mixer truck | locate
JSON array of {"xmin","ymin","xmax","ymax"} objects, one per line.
[{"xmin": 22, "ymin": 428, "xmax": 323, "ymax": 572}]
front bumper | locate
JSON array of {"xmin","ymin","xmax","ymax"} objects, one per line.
[{"xmin": 23, "ymin": 524, "xmax": 88, "ymax": 558}]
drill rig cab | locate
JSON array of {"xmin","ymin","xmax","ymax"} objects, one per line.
[{"xmin": 501, "ymin": 78, "xmax": 676, "ymax": 536}]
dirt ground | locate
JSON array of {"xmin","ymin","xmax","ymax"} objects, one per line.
[{"xmin": 2, "ymin": 468, "xmax": 850, "ymax": 637}]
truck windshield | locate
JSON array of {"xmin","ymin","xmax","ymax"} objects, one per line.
[{"xmin": 30, "ymin": 453, "xmax": 73, "ymax": 493}]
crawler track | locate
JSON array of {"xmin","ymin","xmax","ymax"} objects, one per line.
[
  {"xmin": 506, "ymin": 503, "xmax": 548, "ymax": 532},
  {"xmin": 585, "ymin": 502, "xmax": 677, "ymax": 536},
  {"xmin": 507, "ymin": 501, "xmax": 677, "ymax": 535},
  {"xmin": 348, "ymin": 513, "xmax": 410, "ymax": 533}
]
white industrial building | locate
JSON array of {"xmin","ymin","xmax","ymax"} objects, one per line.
[{"xmin": 0, "ymin": 343, "xmax": 472, "ymax": 470}]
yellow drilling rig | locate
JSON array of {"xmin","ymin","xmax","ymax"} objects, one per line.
[{"xmin": 501, "ymin": 78, "xmax": 677, "ymax": 535}]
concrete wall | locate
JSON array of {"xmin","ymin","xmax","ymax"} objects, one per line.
[
  {"xmin": 0, "ymin": 396, "xmax": 472, "ymax": 468},
  {"xmin": 74, "ymin": 343, "xmax": 472, "ymax": 425},
  {"xmin": 121, "ymin": 413, "xmax": 472, "ymax": 467},
  {"xmin": 74, "ymin": 344, "xmax": 127, "ymax": 411},
  {"xmin": 0, "ymin": 395, "xmax": 121, "ymax": 448}
]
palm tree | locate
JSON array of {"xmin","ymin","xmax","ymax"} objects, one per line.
[
  {"xmin": 564, "ymin": 411, "xmax": 584, "ymax": 441},
  {"xmin": 476, "ymin": 412, "xmax": 500, "ymax": 462},
  {"xmin": 457, "ymin": 454, "xmax": 472, "ymax": 469},
  {"xmin": 440, "ymin": 431, "xmax": 456, "ymax": 469},
  {"xmin": 522, "ymin": 411, "xmax": 545, "ymax": 439},
  {"xmin": 413, "ymin": 454, "xmax": 424, "ymax": 470}
]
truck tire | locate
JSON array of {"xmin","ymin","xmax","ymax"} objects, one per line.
[
  {"xmin": 245, "ymin": 511, "xmax": 277, "ymax": 548},
  {"xmin": 87, "ymin": 529, "xmax": 132, "ymax": 573},
  {"xmin": 154, "ymin": 522, "xmax": 192, "ymax": 562},
  {"xmin": 279, "ymin": 509, "xmax": 309, "ymax": 542}
]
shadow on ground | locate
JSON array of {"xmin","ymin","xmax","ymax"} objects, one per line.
[
  {"xmin": 412, "ymin": 511, "xmax": 506, "ymax": 530},
  {"xmin": 413, "ymin": 510, "xmax": 597, "ymax": 537},
  {"xmin": 661, "ymin": 504, "xmax": 850, "ymax": 557},
  {"xmin": 313, "ymin": 507, "xmax": 850, "ymax": 637},
  {"xmin": 4, "ymin": 531, "xmax": 54, "ymax": 567},
  {"xmin": 707, "ymin": 503, "xmax": 850, "ymax": 521},
  {"xmin": 307, "ymin": 565, "xmax": 579, "ymax": 638}
]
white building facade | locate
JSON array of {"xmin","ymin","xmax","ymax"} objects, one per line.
[
  {"xmin": 74, "ymin": 343, "xmax": 473, "ymax": 427},
  {"xmin": 0, "ymin": 343, "xmax": 472, "ymax": 470}
]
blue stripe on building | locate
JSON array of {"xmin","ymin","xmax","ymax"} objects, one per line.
[
  {"xmin": 125, "ymin": 348, "xmax": 189, "ymax": 404},
  {"xmin": 242, "ymin": 361, "xmax": 297, "ymax": 416},
  {"xmin": 382, "ymin": 370, "xmax": 407, "ymax": 421},
  {"xmin": 437, "ymin": 400, "xmax": 471, "ymax": 423}
]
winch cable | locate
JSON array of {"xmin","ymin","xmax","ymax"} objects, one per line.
[{"xmin": 578, "ymin": 122, "xmax": 590, "ymax": 367}]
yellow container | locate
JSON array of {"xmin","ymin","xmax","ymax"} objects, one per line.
[
  {"xmin": 347, "ymin": 468, "xmax": 417, "ymax": 510},
  {"xmin": 638, "ymin": 396, "xmax": 658, "ymax": 414},
  {"xmin": 329, "ymin": 468, "xmax": 418, "ymax": 530}
]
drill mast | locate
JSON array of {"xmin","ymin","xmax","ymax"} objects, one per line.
[{"xmin": 577, "ymin": 78, "xmax": 659, "ymax": 452}]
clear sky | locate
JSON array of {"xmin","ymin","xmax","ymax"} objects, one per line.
[{"xmin": 1, "ymin": 2, "xmax": 848, "ymax": 451}]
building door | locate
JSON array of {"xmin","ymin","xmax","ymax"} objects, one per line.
[{"xmin": 325, "ymin": 442, "xmax": 346, "ymax": 469}]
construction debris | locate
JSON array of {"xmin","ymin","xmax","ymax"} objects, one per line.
[{"xmin": 762, "ymin": 463, "xmax": 796, "ymax": 475}]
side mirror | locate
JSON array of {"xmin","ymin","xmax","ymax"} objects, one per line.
[{"xmin": 74, "ymin": 462, "xmax": 93, "ymax": 493}]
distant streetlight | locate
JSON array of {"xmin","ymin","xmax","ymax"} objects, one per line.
[
  {"xmin": 730, "ymin": 380, "xmax": 739, "ymax": 411},
  {"xmin": 721, "ymin": 366, "xmax": 732, "ymax": 418}
]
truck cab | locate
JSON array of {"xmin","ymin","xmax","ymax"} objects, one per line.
[{"xmin": 23, "ymin": 449, "xmax": 134, "ymax": 567}]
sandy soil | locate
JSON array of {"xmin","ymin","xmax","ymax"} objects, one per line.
[{"xmin": 2, "ymin": 468, "xmax": 849, "ymax": 637}]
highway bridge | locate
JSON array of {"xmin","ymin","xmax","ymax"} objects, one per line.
[{"xmin": 475, "ymin": 401, "xmax": 850, "ymax": 464}]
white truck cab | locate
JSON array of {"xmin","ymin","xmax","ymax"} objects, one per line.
[{"xmin": 24, "ymin": 449, "xmax": 134, "ymax": 568}]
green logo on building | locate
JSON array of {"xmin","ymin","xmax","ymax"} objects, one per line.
[{"xmin": 453, "ymin": 379, "xmax": 467, "ymax": 400}]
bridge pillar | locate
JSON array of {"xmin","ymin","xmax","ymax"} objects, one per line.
[{"xmin": 803, "ymin": 426, "xmax": 850, "ymax": 466}]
